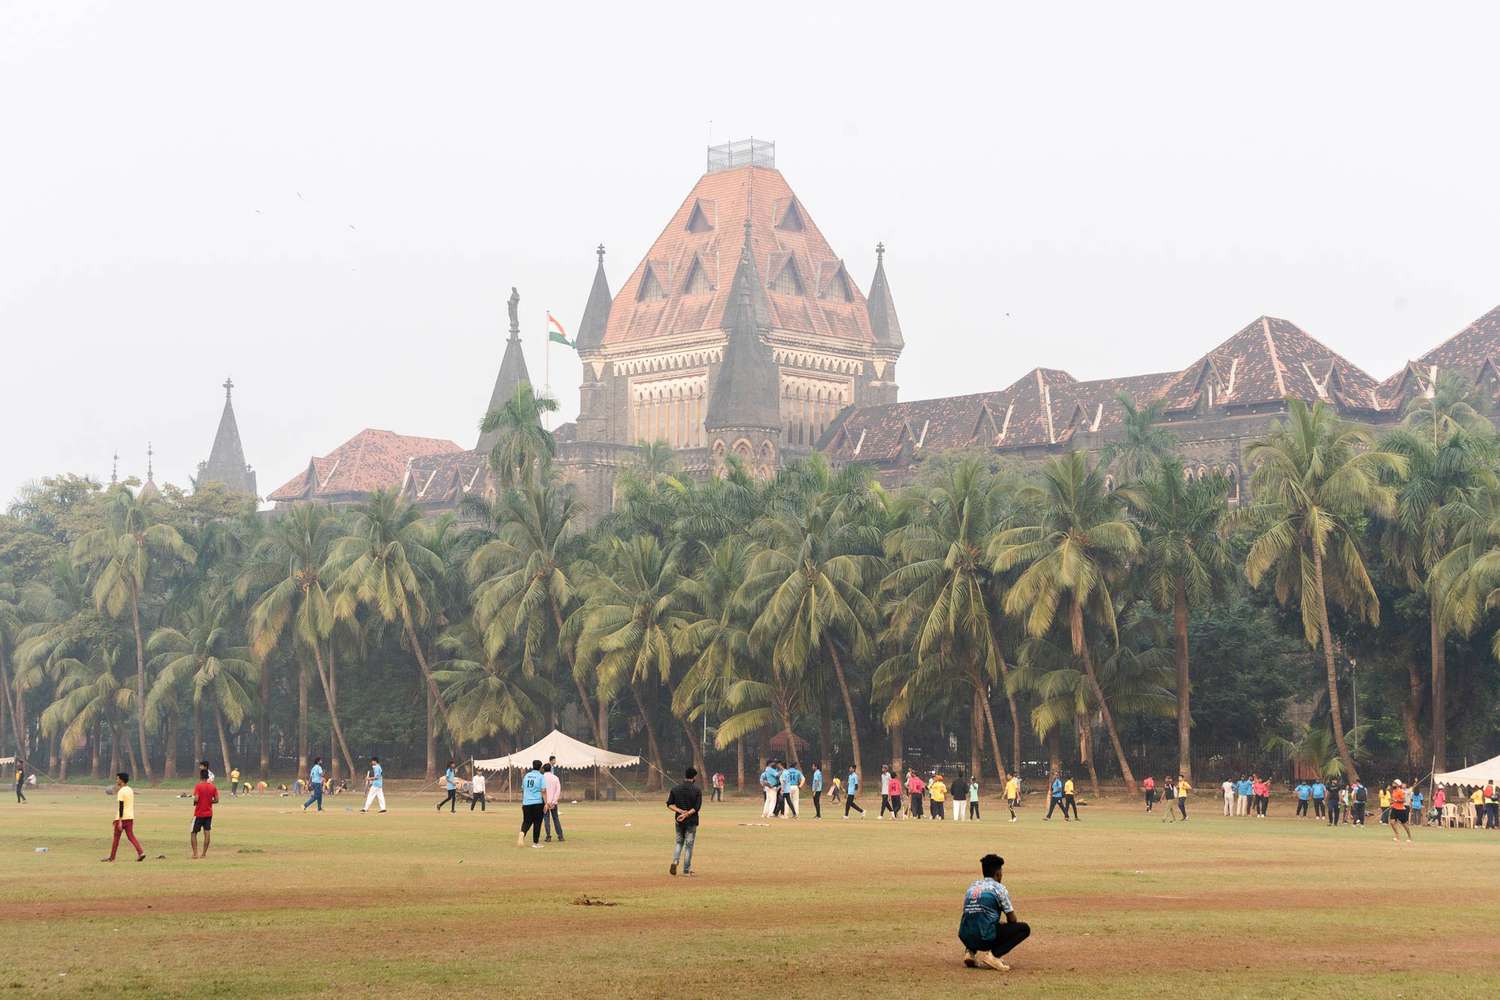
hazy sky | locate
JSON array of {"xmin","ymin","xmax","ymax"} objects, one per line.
[{"xmin": 5, "ymin": 3, "xmax": 1500, "ymax": 504}]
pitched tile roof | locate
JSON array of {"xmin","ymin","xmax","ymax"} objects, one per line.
[
  {"xmin": 602, "ymin": 164, "xmax": 875, "ymax": 346},
  {"xmin": 403, "ymin": 448, "xmax": 489, "ymax": 506},
  {"xmin": 1376, "ymin": 304, "xmax": 1500, "ymax": 409},
  {"xmin": 268, "ymin": 429, "xmax": 461, "ymax": 502}
]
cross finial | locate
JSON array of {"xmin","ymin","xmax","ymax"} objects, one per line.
[
  {"xmin": 111, "ymin": 452, "xmax": 118, "ymax": 485},
  {"xmin": 223, "ymin": 376, "xmax": 234, "ymax": 400},
  {"xmin": 147, "ymin": 442, "xmax": 154, "ymax": 480},
  {"xmin": 596, "ymin": 243, "xmax": 606, "ymax": 265},
  {"xmin": 876, "ymin": 241, "xmax": 885, "ymax": 261}
]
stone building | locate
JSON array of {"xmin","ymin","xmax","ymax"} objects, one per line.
[{"xmin": 194, "ymin": 377, "xmax": 258, "ymax": 498}]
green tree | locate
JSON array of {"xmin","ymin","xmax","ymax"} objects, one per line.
[
  {"xmin": 1100, "ymin": 392, "xmax": 1175, "ymax": 483},
  {"xmin": 433, "ymin": 621, "xmax": 547, "ymax": 746},
  {"xmin": 146, "ymin": 596, "xmax": 259, "ymax": 778},
  {"xmin": 672, "ymin": 540, "xmax": 755, "ymax": 787},
  {"xmin": 990, "ymin": 450, "xmax": 1142, "ymax": 792},
  {"xmin": 1241, "ymin": 399, "xmax": 1405, "ymax": 782},
  {"xmin": 1127, "ymin": 457, "xmax": 1234, "ymax": 781},
  {"xmin": 479, "ymin": 383, "xmax": 559, "ymax": 488},
  {"xmin": 71, "ymin": 488, "xmax": 196, "ymax": 783}
]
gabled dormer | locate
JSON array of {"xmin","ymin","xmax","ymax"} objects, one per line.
[
  {"xmin": 681, "ymin": 253, "xmax": 713, "ymax": 295},
  {"xmin": 776, "ymin": 198, "xmax": 806, "ymax": 232},
  {"xmin": 637, "ymin": 262, "xmax": 667, "ymax": 302},
  {"xmin": 685, "ymin": 199, "xmax": 714, "ymax": 234},
  {"xmin": 768, "ymin": 253, "xmax": 805, "ymax": 295}
]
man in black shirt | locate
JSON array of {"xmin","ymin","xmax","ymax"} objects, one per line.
[{"xmin": 667, "ymin": 767, "xmax": 702, "ymax": 877}]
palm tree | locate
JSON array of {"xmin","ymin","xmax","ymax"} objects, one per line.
[
  {"xmin": 466, "ymin": 481, "xmax": 603, "ymax": 746},
  {"xmin": 38, "ymin": 639, "xmax": 135, "ymax": 772},
  {"xmin": 990, "ymin": 451, "xmax": 1142, "ymax": 792},
  {"xmin": 480, "ymin": 383, "xmax": 559, "ymax": 487},
  {"xmin": 433, "ymin": 621, "xmax": 547, "ymax": 745},
  {"xmin": 575, "ymin": 536, "xmax": 696, "ymax": 786},
  {"xmin": 880, "ymin": 458, "xmax": 1015, "ymax": 783},
  {"xmin": 145, "ymin": 597, "xmax": 259, "ymax": 779},
  {"xmin": 1100, "ymin": 392, "xmax": 1175, "ymax": 483},
  {"xmin": 72, "ymin": 488, "xmax": 196, "ymax": 783},
  {"xmin": 238, "ymin": 504, "xmax": 357, "ymax": 778},
  {"xmin": 1127, "ymin": 457, "xmax": 1233, "ymax": 781},
  {"xmin": 741, "ymin": 459, "xmax": 883, "ymax": 785},
  {"xmin": 672, "ymin": 540, "xmax": 755, "ymax": 788},
  {"xmin": 329, "ymin": 491, "xmax": 451, "ymax": 731},
  {"xmin": 1266, "ymin": 723, "xmax": 1367, "ymax": 782},
  {"xmin": 1241, "ymin": 399, "xmax": 1405, "ymax": 782},
  {"xmin": 1381, "ymin": 386, "xmax": 1497, "ymax": 771}
]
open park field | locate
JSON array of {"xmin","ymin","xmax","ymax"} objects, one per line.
[{"xmin": 3, "ymin": 783, "xmax": 1500, "ymax": 999}]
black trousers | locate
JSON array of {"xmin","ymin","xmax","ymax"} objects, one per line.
[
  {"xmin": 1352, "ymin": 802, "xmax": 1365, "ymax": 824},
  {"xmin": 437, "ymin": 788, "xmax": 456, "ymax": 812},
  {"xmin": 969, "ymin": 800, "xmax": 980, "ymax": 819},
  {"xmin": 932, "ymin": 801, "xmax": 945, "ymax": 819},
  {"xmin": 966, "ymin": 921, "xmax": 1031, "ymax": 959},
  {"xmin": 1178, "ymin": 797, "xmax": 1187, "ymax": 819},
  {"xmin": 1257, "ymin": 795, "xmax": 1268, "ymax": 816},
  {"xmin": 880, "ymin": 794, "xmax": 892, "ymax": 816},
  {"xmin": 470, "ymin": 792, "xmax": 486, "ymax": 811},
  {"xmin": 911, "ymin": 794, "xmax": 924, "ymax": 818},
  {"xmin": 711, "ymin": 786, "xmax": 722, "ymax": 801},
  {"xmin": 520, "ymin": 802, "xmax": 545, "ymax": 843},
  {"xmin": 15, "ymin": 781, "xmax": 25, "ymax": 803},
  {"xmin": 889, "ymin": 794, "xmax": 902, "ymax": 817},
  {"xmin": 845, "ymin": 794, "xmax": 863, "ymax": 815},
  {"xmin": 1313, "ymin": 799, "xmax": 1325, "ymax": 817},
  {"xmin": 813, "ymin": 790, "xmax": 821, "ymax": 818},
  {"xmin": 1064, "ymin": 794, "xmax": 1078, "ymax": 820},
  {"xmin": 1327, "ymin": 801, "xmax": 1340, "ymax": 825},
  {"xmin": 773, "ymin": 791, "xmax": 786, "ymax": 817},
  {"xmin": 1046, "ymin": 796, "xmax": 1067, "ymax": 819},
  {"xmin": 1296, "ymin": 799, "xmax": 1308, "ymax": 816},
  {"xmin": 1144, "ymin": 790, "xmax": 1153, "ymax": 811}
]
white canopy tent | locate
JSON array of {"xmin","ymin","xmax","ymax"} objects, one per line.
[
  {"xmin": 1434, "ymin": 753, "xmax": 1500, "ymax": 788},
  {"xmin": 0, "ymin": 756, "xmax": 13, "ymax": 768},
  {"xmin": 472, "ymin": 729, "xmax": 640, "ymax": 772}
]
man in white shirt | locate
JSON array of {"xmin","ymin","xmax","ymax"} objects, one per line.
[
  {"xmin": 1221, "ymin": 779, "xmax": 1235, "ymax": 817},
  {"xmin": 542, "ymin": 763, "xmax": 564, "ymax": 842},
  {"xmin": 469, "ymin": 768, "xmax": 487, "ymax": 811}
]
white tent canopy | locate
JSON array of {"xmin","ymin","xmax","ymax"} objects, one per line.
[
  {"xmin": 1434, "ymin": 753, "xmax": 1500, "ymax": 788},
  {"xmin": 472, "ymin": 729, "xmax": 640, "ymax": 772},
  {"xmin": 0, "ymin": 756, "xmax": 13, "ymax": 768}
]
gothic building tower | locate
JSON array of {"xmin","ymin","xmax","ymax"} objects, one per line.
[
  {"xmin": 476, "ymin": 287, "xmax": 533, "ymax": 454},
  {"xmin": 704, "ymin": 221, "xmax": 784, "ymax": 478},
  {"xmin": 195, "ymin": 377, "xmax": 258, "ymax": 497}
]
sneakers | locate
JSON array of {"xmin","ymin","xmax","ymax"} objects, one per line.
[
  {"xmin": 682, "ymin": 870, "xmax": 696, "ymax": 877},
  {"xmin": 963, "ymin": 951, "xmax": 978, "ymax": 968},
  {"xmin": 978, "ymin": 953, "xmax": 1010, "ymax": 972},
  {"xmin": 136, "ymin": 854, "xmax": 145, "ymax": 862},
  {"xmin": 530, "ymin": 843, "xmax": 543, "ymax": 849},
  {"xmin": 669, "ymin": 861, "xmax": 678, "ymax": 876}
]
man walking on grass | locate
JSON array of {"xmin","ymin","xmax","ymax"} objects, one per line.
[
  {"xmin": 469, "ymin": 767, "xmax": 486, "ymax": 811},
  {"xmin": 517, "ymin": 759, "xmax": 546, "ymax": 848},
  {"xmin": 361, "ymin": 756, "xmax": 387, "ymax": 813},
  {"xmin": 959, "ymin": 853, "xmax": 1030, "ymax": 972},
  {"xmin": 303, "ymin": 756, "xmax": 324, "ymax": 812},
  {"xmin": 811, "ymin": 765, "xmax": 823, "ymax": 818},
  {"xmin": 543, "ymin": 763, "xmax": 564, "ymax": 841},
  {"xmin": 14, "ymin": 759, "xmax": 26, "ymax": 804},
  {"xmin": 102, "ymin": 772, "xmax": 144, "ymax": 862},
  {"xmin": 190, "ymin": 766, "xmax": 218, "ymax": 859},
  {"xmin": 668, "ymin": 766, "xmax": 702, "ymax": 877},
  {"xmin": 1045, "ymin": 774, "xmax": 1067, "ymax": 821},
  {"xmin": 844, "ymin": 766, "xmax": 864, "ymax": 817},
  {"xmin": 781, "ymin": 761, "xmax": 802, "ymax": 819},
  {"xmin": 1389, "ymin": 780, "xmax": 1414, "ymax": 844},
  {"xmin": 1062, "ymin": 776, "xmax": 1078, "ymax": 821},
  {"xmin": 759, "ymin": 761, "xmax": 778, "ymax": 819},
  {"xmin": 436, "ymin": 759, "xmax": 458, "ymax": 812}
]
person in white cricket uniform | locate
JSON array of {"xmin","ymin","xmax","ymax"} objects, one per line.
[{"xmin": 361, "ymin": 756, "xmax": 386, "ymax": 812}]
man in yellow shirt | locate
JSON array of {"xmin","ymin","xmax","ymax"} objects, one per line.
[
  {"xmin": 1063, "ymin": 777, "xmax": 1078, "ymax": 821},
  {"xmin": 1176, "ymin": 776, "xmax": 1191, "ymax": 821},
  {"xmin": 930, "ymin": 774, "xmax": 948, "ymax": 821},
  {"xmin": 230, "ymin": 767, "xmax": 241, "ymax": 797},
  {"xmin": 1004, "ymin": 775, "xmax": 1020, "ymax": 823},
  {"xmin": 102, "ymin": 772, "xmax": 144, "ymax": 862}
]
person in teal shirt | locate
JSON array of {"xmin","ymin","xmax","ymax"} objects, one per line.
[
  {"xmin": 1311, "ymin": 781, "xmax": 1327, "ymax": 818},
  {"xmin": 781, "ymin": 765, "xmax": 803, "ymax": 819},
  {"xmin": 360, "ymin": 757, "xmax": 387, "ymax": 812},
  {"xmin": 811, "ymin": 767, "xmax": 824, "ymax": 819},
  {"xmin": 844, "ymin": 768, "xmax": 864, "ymax": 817},
  {"xmin": 437, "ymin": 760, "xmax": 458, "ymax": 813},
  {"xmin": 1295, "ymin": 782, "xmax": 1311, "ymax": 817},
  {"xmin": 518, "ymin": 760, "xmax": 546, "ymax": 847},
  {"xmin": 302, "ymin": 757, "xmax": 324, "ymax": 812},
  {"xmin": 759, "ymin": 764, "xmax": 779, "ymax": 818}
]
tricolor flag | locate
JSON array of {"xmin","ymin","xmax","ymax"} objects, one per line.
[{"xmin": 547, "ymin": 312, "xmax": 575, "ymax": 350}]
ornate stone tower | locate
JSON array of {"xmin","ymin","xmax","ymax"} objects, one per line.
[
  {"xmin": 864, "ymin": 242, "xmax": 904, "ymax": 407},
  {"xmin": 195, "ymin": 378, "xmax": 258, "ymax": 497},
  {"xmin": 574, "ymin": 245, "xmax": 613, "ymax": 444},
  {"xmin": 704, "ymin": 221, "xmax": 783, "ymax": 478},
  {"xmin": 476, "ymin": 287, "xmax": 534, "ymax": 454}
]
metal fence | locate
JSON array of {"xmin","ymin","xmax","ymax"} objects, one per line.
[{"xmin": 707, "ymin": 138, "xmax": 775, "ymax": 173}]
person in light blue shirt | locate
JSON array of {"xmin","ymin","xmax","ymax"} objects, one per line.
[
  {"xmin": 1295, "ymin": 782, "xmax": 1311, "ymax": 817},
  {"xmin": 302, "ymin": 756, "xmax": 325, "ymax": 812},
  {"xmin": 1311, "ymin": 781, "xmax": 1327, "ymax": 818},
  {"xmin": 518, "ymin": 760, "xmax": 546, "ymax": 847},
  {"xmin": 1045, "ymin": 776, "xmax": 1067, "ymax": 821},
  {"xmin": 1237, "ymin": 778, "xmax": 1254, "ymax": 816},
  {"xmin": 361, "ymin": 757, "xmax": 386, "ymax": 813},
  {"xmin": 436, "ymin": 759, "xmax": 458, "ymax": 813},
  {"xmin": 958, "ymin": 853, "xmax": 1030, "ymax": 971},
  {"xmin": 844, "ymin": 767, "xmax": 864, "ymax": 817},
  {"xmin": 811, "ymin": 767, "xmax": 824, "ymax": 819},
  {"xmin": 781, "ymin": 765, "xmax": 803, "ymax": 819},
  {"xmin": 759, "ymin": 764, "xmax": 779, "ymax": 818}
]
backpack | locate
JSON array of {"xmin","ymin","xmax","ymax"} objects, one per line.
[{"xmin": 1354, "ymin": 785, "xmax": 1367, "ymax": 803}]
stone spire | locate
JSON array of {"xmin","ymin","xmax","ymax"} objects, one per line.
[
  {"xmin": 866, "ymin": 242, "xmax": 905, "ymax": 350},
  {"xmin": 574, "ymin": 244, "xmax": 612, "ymax": 354},
  {"xmin": 110, "ymin": 451, "xmax": 118, "ymax": 486},
  {"xmin": 196, "ymin": 377, "xmax": 258, "ymax": 497},
  {"xmin": 139, "ymin": 443, "xmax": 160, "ymax": 500},
  {"xmin": 476, "ymin": 287, "xmax": 534, "ymax": 453},
  {"xmin": 705, "ymin": 221, "xmax": 782, "ymax": 433}
]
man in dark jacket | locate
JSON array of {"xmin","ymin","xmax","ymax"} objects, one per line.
[{"xmin": 667, "ymin": 767, "xmax": 702, "ymax": 877}]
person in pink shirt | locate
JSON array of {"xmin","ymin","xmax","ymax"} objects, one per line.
[
  {"xmin": 906, "ymin": 770, "xmax": 926, "ymax": 818},
  {"xmin": 888, "ymin": 773, "xmax": 904, "ymax": 819},
  {"xmin": 542, "ymin": 763, "xmax": 564, "ymax": 842}
]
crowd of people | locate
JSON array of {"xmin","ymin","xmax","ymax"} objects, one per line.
[{"xmin": 750, "ymin": 760, "xmax": 993, "ymax": 821}]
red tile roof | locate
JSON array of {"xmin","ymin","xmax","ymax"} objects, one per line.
[
  {"xmin": 1376, "ymin": 305, "xmax": 1500, "ymax": 409},
  {"xmin": 603, "ymin": 165, "xmax": 874, "ymax": 347},
  {"xmin": 268, "ymin": 429, "xmax": 461, "ymax": 502}
]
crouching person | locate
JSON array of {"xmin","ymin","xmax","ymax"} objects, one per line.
[{"xmin": 959, "ymin": 853, "xmax": 1030, "ymax": 972}]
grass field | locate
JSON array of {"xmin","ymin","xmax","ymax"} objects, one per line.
[{"xmin": 3, "ymin": 781, "xmax": 1499, "ymax": 999}]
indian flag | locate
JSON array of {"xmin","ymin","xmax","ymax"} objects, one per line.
[{"xmin": 547, "ymin": 312, "xmax": 575, "ymax": 349}]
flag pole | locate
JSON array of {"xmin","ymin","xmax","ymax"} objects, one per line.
[{"xmin": 542, "ymin": 312, "xmax": 551, "ymax": 431}]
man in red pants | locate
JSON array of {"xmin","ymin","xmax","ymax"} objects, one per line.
[{"xmin": 102, "ymin": 772, "xmax": 145, "ymax": 862}]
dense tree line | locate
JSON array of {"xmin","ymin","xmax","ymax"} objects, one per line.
[{"xmin": 3, "ymin": 382, "xmax": 1500, "ymax": 791}]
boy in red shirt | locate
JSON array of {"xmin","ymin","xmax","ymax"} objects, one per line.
[{"xmin": 191, "ymin": 766, "xmax": 219, "ymax": 859}]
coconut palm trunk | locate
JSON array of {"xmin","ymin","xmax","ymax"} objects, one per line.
[
  {"xmin": 297, "ymin": 657, "xmax": 309, "ymax": 778},
  {"xmin": 969, "ymin": 694, "xmax": 983, "ymax": 779},
  {"xmin": 818, "ymin": 695, "xmax": 833, "ymax": 787},
  {"xmin": 551, "ymin": 600, "xmax": 605, "ymax": 747},
  {"xmin": 890, "ymin": 722, "xmax": 903, "ymax": 776},
  {"xmin": 214, "ymin": 707, "xmax": 233, "ymax": 782},
  {"xmin": 309, "ymin": 644, "xmax": 355, "ymax": 778},
  {"xmin": 979, "ymin": 688, "xmax": 1008, "ymax": 781},
  {"xmin": 997, "ymin": 655, "xmax": 1022, "ymax": 781},
  {"xmin": 258, "ymin": 655, "xmax": 271, "ymax": 780},
  {"xmin": 1402, "ymin": 657, "xmax": 1425, "ymax": 770},
  {"xmin": 629, "ymin": 680, "xmax": 664, "ymax": 790},
  {"xmin": 682, "ymin": 717, "xmax": 707, "ymax": 780},
  {"xmin": 1071, "ymin": 601, "xmax": 1136, "ymax": 792},
  {"xmin": 1430, "ymin": 592, "xmax": 1447, "ymax": 771},
  {"xmin": 1173, "ymin": 582, "xmax": 1192, "ymax": 782},
  {"xmin": 1311, "ymin": 547, "xmax": 1360, "ymax": 782},
  {"xmin": 825, "ymin": 639, "xmax": 863, "ymax": 784},
  {"xmin": 1078, "ymin": 713, "xmax": 1101, "ymax": 797},
  {"xmin": 0, "ymin": 649, "xmax": 24, "ymax": 756},
  {"xmin": 128, "ymin": 585, "xmax": 155, "ymax": 783}
]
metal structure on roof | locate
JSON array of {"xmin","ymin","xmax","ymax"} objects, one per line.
[{"xmin": 707, "ymin": 137, "xmax": 775, "ymax": 173}]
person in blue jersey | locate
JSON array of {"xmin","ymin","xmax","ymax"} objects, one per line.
[
  {"xmin": 959, "ymin": 854, "xmax": 1030, "ymax": 972},
  {"xmin": 517, "ymin": 759, "xmax": 546, "ymax": 848},
  {"xmin": 759, "ymin": 761, "xmax": 779, "ymax": 819},
  {"xmin": 1044, "ymin": 774, "xmax": 1067, "ymax": 821},
  {"xmin": 360, "ymin": 756, "xmax": 386, "ymax": 813},
  {"xmin": 780, "ymin": 762, "xmax": 803, "ymax": 819},
  {"xmin": 302, "ymin": 756, "xmax": 325, "ymax": 812},
  {"xmin": 810, "ymin": 765, "xmax": 824, "ymax": 818},
  {"xmin": 1311, "ymin": 779, "xmax": 1327, "ymax": 819},
  {"xmin": 772, "ymin": 760, "xmax": 791, "ymax": 818},
  {"xmin": 436, "ymin": 759, "xmax": 458, "ymax": 813},
  {"xmin": 1295, "ymin": 781, "xmax": 1311, "ymax": 817},
  {"xmin": 844, "ymin": 766, "xmax": 865, "ymax": 817}
]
